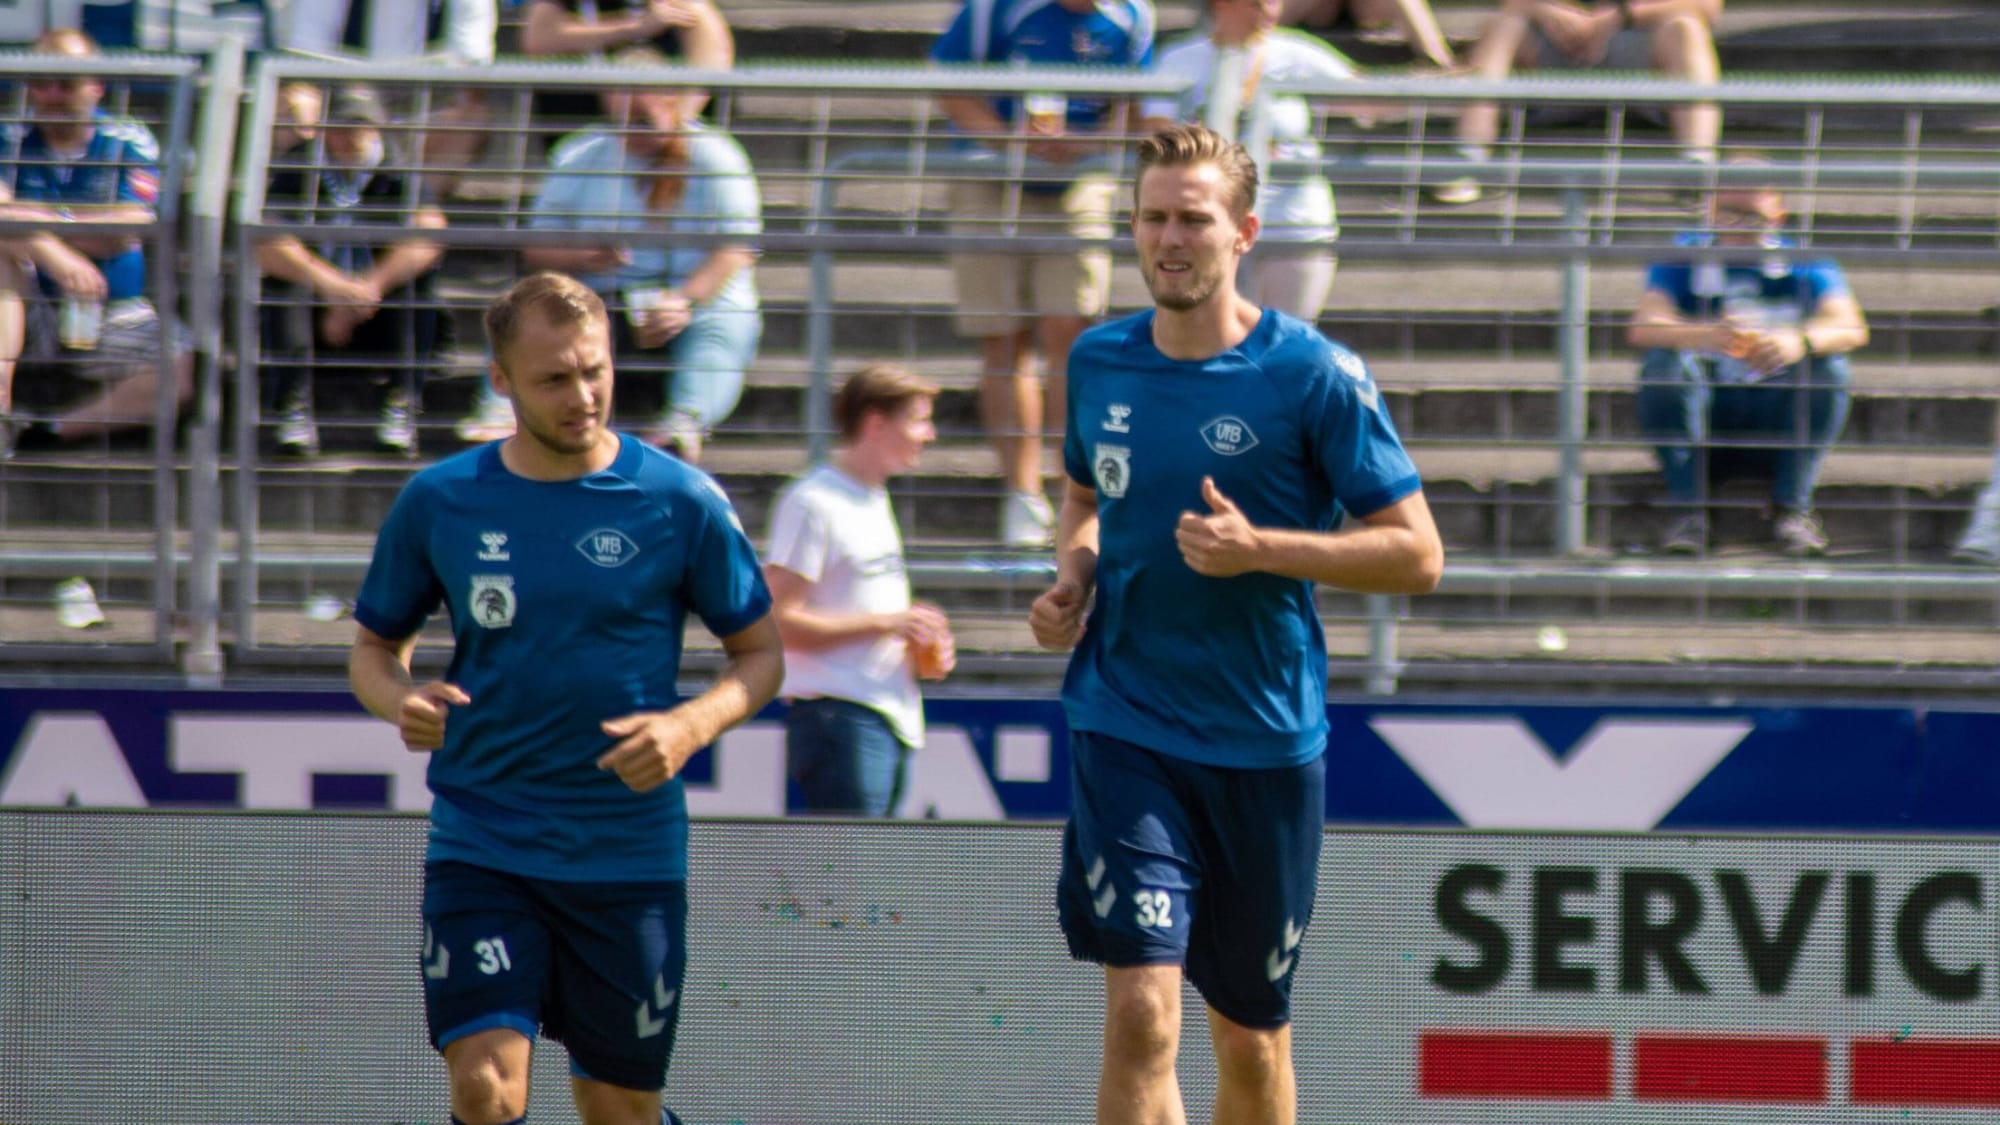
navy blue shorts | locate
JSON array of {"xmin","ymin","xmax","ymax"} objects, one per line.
[
  {"xmin": 421, "ymin": 860, "xmax": 688, "ymax": 1091},
  {"xmin": 1057, "ymin": 730, "xmax": 1326, "ymax": 1029}
]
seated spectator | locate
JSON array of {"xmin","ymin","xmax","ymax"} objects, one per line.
[
  {"xmin": 1628, "ymin": 173, "xmax": 1868, "ymax": 557},
  {"xmin": 0, "ymin": 27, "xmax": 192, "ymax": 458},
  {"xmin": 256, "ymin": 84, "xmax": 447, "ymax": 457},
  {"xmin": 932, "ymin": 0, "xmax": 1156, "ymax": 547},
  {"xmin": 1143, "ymin": 0, "xmax": 1356, "ymax": 325},
  {"xmin": 279, "ymin": 0, "xmax": 501, "ymax": 199},
  {"xmin": 521, "ymin": 0, "xmax": 734, "ymax": 131},
  {"xmin": 1281, "ymin": 0, "xmax": 1455, "ymax": 69},
  {"xmin": 460, "ymin": 46, "xmax": 760, "ymax": 462},
  {"xmin": 1435, "ymin": 0, "xmax": 1721, "ymax": 204},
  {"xmin": 272, "ymin": 80, "xmax": 324, "ymax": 155}
]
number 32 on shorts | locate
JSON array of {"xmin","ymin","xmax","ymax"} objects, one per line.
[{"xmin": 1133, "ymin": 889, "xmax": 1174, "ymax": 929}]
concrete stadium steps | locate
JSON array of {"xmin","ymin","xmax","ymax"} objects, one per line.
[{"xmin": 2, "ymin": 435, "xmax": 1993, "ymax": 559}]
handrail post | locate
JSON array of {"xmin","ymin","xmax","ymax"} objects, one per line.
[
  {"xmin": 1556, "ymin": 187, "xmax": 1589, "ymax": 556},
  {"xmin": 181, "ymin": 35, "xmax": 245, "ymax": 686},
  {"xmin": 1363, "ymin": 594, "xmax": 1400, "ymax": 695}
]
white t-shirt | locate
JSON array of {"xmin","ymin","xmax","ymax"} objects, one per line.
[
  {"xmin": 1144, "ymin": 29, "xmax": 1357, "ymax": 242},
  {"xmin": 765, "ymin": 464, "xmax": 924, "ymax": 748}
]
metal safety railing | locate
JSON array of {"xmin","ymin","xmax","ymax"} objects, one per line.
[
  {"xmin": 0, "ymin": 47, "xmax": 203, "ymax": 667},
  {"xmin": 9, "ymin": 53, "xmax": 2000, "ymax": 691}
]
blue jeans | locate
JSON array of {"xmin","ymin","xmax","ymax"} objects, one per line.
[
  {"xmin": 1634, "ymin": 348, "xmax": 1853, "ymax": 511},
  {"xmin": 612, "ymin": 303, "xmax": 762, "ymax": 432},
  {"xmin": 784, "ymin": 698, "xmax": 911, "ymax": 817}
]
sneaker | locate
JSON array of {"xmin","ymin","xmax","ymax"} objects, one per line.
[
  {"xmin": 1659, "ymin": 512, "xmax": 1707, "ymax": 555},
  {"xmin": 1952, "ymin": 508, "xmax": 2000, "ymax": 565},
  {"xmin": 646, "ymin": 409, "xmax": 704, "ymax": 461},
  {"xmin": 53, "ymin": 577, "xmax": 107, "ymax": 630},
  {"xmin": 454, "ymin": 388, "xmax": 515, "ymax": 443},
  {"xmin": 1773, "ymin": 508, "xmax": 1828, "ymax": 557},
  {"xmin": 11, "ymin": 421, "xmax": 65, "ymax": 456},
  {"xmin": 0, "ymin": 414, "xmax": 18, "ymax": 462},
  {"xmin": 1427, "ymin": 144, "xmax": 1488, "ymax": 205},
  {"xmin": 1428, "ymin": 176, "xmax": 1482, "ymax": 205},
  {"xmin": 271, "ymin": 399, "xmax": 319, "ymax": 458},
  {"xmin": 1002, "ymin": 490, "xmax": 1056, "ymax": 548},
  {"xmin": 375, "ymin": 391, "xmax": 418, "ymax": 457}
]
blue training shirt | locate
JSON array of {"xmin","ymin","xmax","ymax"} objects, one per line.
[
  {"xmin": 1061, "ymin": 309, "xmax": 1421, "ymax": 769},
  {"xmin": 353, "ymin": 435, "xmax": 772, "ymax": 882},
  {"xmin": 1645, "ymin": 231, "xmax": 1851, "ymax": 384}
]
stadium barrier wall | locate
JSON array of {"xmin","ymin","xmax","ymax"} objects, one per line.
[
  {"xmin": 7, "ymin": 811, "xmax": 2000, "ymax": 1124},
  {"xmin": 5, "ymin": 686, "xmax": 2000, "ymax": 829}
]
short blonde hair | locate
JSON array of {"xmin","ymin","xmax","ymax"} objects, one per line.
[
  {"xmin": 1135, "ymin": 123, "xmax": 1259, "ymax": 221},
  {"xmin": 485, "ymin": 271, "xmax": 606, "ymax": 367},
  {"xmin": 34, "ymin": 27, "xmax": 98, "ymax": 57}
]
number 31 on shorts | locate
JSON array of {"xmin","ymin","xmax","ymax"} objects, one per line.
[{"xmin": 1134, "ymin": 889, "xmax": 1174, "ymax": 929}]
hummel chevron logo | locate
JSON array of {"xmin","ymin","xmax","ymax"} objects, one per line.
[
  {"xmin": 636, "ymin": 975, "xmax": 677, "ymax": 1039},
  {"xmin": 1265, "ymin": 918, "xmax": 1305, "ymax": 981},
  {"xmin": 422, "ymin": 927, "xmax": 450, "ymax": 980},
  {"xmin": 1370, "ymin": 716, "xmax": 1754, "ymax": 830},
  {"xmin": 1086, "ymin": 856, "xmax": 1117, "ymax": 918}
]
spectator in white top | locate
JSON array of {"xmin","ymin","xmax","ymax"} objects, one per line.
[
  {"xmin": 281, "ymin": 0, "xmax": 498, "ymax": 65},
  {"xmin": 764, "ymin": 364, "xmax": 956, "ymax": 817},
  {"xmin": 1143, "ymin": 0, "xmax": 1359, "ymax": 324}
]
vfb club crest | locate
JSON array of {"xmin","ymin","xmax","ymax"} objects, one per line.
[{"xmin": 576, "ymin": 528, "xmax": 642, "ymax": 568}]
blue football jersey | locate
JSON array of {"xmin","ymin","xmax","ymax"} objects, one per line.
[
  {"xmin": 354, "ymin": 435, "xmax": 772, "ymax": 882},
  {"xmin": 1061, "ymin": 310, "xmax": 1420, "ymax": 769},
  {"xmin": 930, "ymin": 0, "xmax": 1156, "ymax": 132},
  {"xmin": 0, "ymin": 116, "xmax": 161, "ymax": 302}
]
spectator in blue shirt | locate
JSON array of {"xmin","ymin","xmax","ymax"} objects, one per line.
[
  {"xmin": 931, "ymin": 0, "xmax": 1156, "ymax": 547},
  {"xmin": 0, "ymin": 28, "xmax": 192, "ymax": 458},
  {"xmin": 1629, "ymin": 176, "xmax": 1869, "ymax": 557}
]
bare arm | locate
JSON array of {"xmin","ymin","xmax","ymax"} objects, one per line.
[
  {"xmin": 765, "ymin": 564, "xmax": 898, "ymax": 650},
  {"xmin": 937, "ymin": 93, "xmax": 1010, "ymax": 138},
  {"xmin": 675, "ymin": 0, "xmax": 735, "ymax": 71},
  {"xmin": 521, "ymin": 0, "xmax": 660, "ymax": 55},
  {"xmin": 766, "ymin": 564, "xmax": 948, "ymax": 655},
  {"xmin": 1626, "ymin": 285, "xmax": 1734, "ymax": 352},
  {"xmin": 521, "ymin": 244, "xmax": 629, "ymax": 273},
  {"xmin": 1627, "ymin": 0, "xmax": 1722, "ymax": 28},
  {"xmin": 1028, "ymin": 476, "xmax": 1101, "ymax": 651},
  {"xmin": 1054, "ymin": 475, "xmax": 1100, "ymax": 592},
  {"xmin": 363, "ymin": 207, "xmax": 448, "ymax": 295},
  {"xmin": 674, "ymin": 247, "xmax": 755, "ymax": 305},
  {"xmin": 349, "ymin": 623, "xmax": 472, "ymax": 751},
  {"xmin": 596, "ymin": 614, "xmax": 785, "ymax": 791},
  {"xmin": 1176, "ymin": 479, "xmax": 1443, "ymax": 594},
  {"xmin": 670, "ymin": 613, "xmax": 785, "ymax": 747},
  {"xmin": 1802, "ymin": 292, "xmax": 1868, "ymax": 356},
  {"xmin": 257, "ymin": 234, "xmax": 361, "ymax": 293},
  {"xmin": 349, "ymin": 623, "xmax": 422, "ymax": 723}
]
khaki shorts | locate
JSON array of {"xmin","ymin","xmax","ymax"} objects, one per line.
[
  {"xmin": 27, "ymin": 295, "xmax": 191, "ymax": 383},
  {"xmin": 947, "ymin": 177, "xmax": 1115, "ymax": 338}
]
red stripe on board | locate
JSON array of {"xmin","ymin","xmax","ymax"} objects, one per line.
[
  {"xmin": 1419, "ymin": 1031, "xmax": 1612, "ymax": 1099},
  {"xmin": 1852, "ymin": 1039, "xmax": 2000, "ymax": 1106},
  {"xmin": 1632, "ymin": 1035, "xmax": 1827, "ymax": 1103}
]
